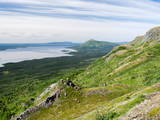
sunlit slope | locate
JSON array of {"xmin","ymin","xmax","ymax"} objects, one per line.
[
  {"xmin": 29, "ymin": 26, "xmax": 160, "ymax": 120},
  {"xmin": 76, "ymin": 27, "xmax": 160, "ymax": 89}
]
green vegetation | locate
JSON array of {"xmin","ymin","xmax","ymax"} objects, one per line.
[
  {"xmin": 96, "ymin": 108, "xmax": 118, "ymax": 120},
  {"xmin": 0, "ymin": 40, "xmax": 118, "ymax": 119},
  {"xmin": 148, "ymin": 107, "xmax": 160, "ymax": 117},
  {"xmin": 29, "ymin": 84, "xmax": 130, "ymax": 120},
  {"xmin": 72, "ymin": 39, "xmax": 119, "ymax": 58},
  {"xmin": 110, "ymin": 46, "xmax": 127, "ymax": 54},
  {"xmin": 28, "ymin": 27, "xmax": 160, "ymax": 120},
  {"xmin": 2, "ymin": 26, "xmax": 160, "ymax": 120},
  {"xmin": 75, "ymin": 39, "xmax": 119, "ymax": 49}
]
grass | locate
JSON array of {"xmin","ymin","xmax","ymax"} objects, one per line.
[
  {"xmin": 75, "ymin": 82, "xmax": 160, "ymax": 120},
  {"xmin": 28, "ymin": 84, "xmax": 130, "ymax": 120},
  {"xmin": 0, "ymin": 41, "xmax": 117, "ymax": 119},
  {"xmin": 70, "ymin": 42, "xmax": 160, "ymax": 120},
  {"xmin": 75, "ymin": 43, "xmax": 160, "ymax": 89},
  {"xmin": 2, "ymin": 34, "xmax": 160, "ymax": 120},
  {"xmin": 148, "ymin": 107, "xmax": 160, "ymax": 118}
]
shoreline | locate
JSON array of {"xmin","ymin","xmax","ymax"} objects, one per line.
[{"xmin": 0, "ymin": 45, "xmax": 77, "ymax": 68}]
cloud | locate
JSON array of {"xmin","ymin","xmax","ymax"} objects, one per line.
[{"xmin": 0, "ymin": 0, "xmax": 160, "ymax": 43}]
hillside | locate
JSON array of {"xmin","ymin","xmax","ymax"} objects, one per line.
[
  {"xmin": 75, "ymin": 39, "xmax": 119, "ymax": 49},
  {"xmin": 0, "ymin": 40, "xmax": 118, "ymax": 120},
  {"xmin": 71, "ymin": 39, "xmax": 119, "ymax": 58},
  {"xmin": 19, "ymin": 26, "xmax": 160, "ymax": 120},
  {"xmin": 73, "ymin": 39, "xmax": 119, "ymax": 50}
]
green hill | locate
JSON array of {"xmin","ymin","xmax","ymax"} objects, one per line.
[
  {"xmin": 71, "ymin": 39, "xmax": 119, "ymax": 58},
  {"xmin": 0, "ymin": 39, "xmax": 119, "ymax": 120},
  {"xmin": 23, "ymin": 26, "xmax": 160, "ymax": 120},
  {"xmin": 77, "ymin": 39, "xmax": 119, "ymax": 49},
  {"xmin": 73, "ymin": 39, "xmax": 119, "ymax": 49}
]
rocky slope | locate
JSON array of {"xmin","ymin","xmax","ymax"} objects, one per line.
[{"xmin": 18, "ymin": 26, "xmax": 160, "ymax": 120}]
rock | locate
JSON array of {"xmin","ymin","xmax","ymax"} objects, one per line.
[
  {"xmin": 106, "ymin": 54, "xmax": 114, "ymax": 62},
  {"xmin": 46, "ymin": 94, "xmax": 56, "ymax": 104},
  {"xmin": 70, "ymin": 82, "xmax": 75, "ymax": 87},
  {"xmin": 66, "ymin": 79, "xmax": 71, "ymax": 86},
  {"xmin": 35, "ymin": 83, "xmax": 57, "ymax": 102},
  {"xmin": 56, "ymin": 91, "xmax": 60, "ymax": 99},
  {"xmin": 64, "ymin": 91, "xmax": 67, "ymax": 97},
  {"xmin": 22, "ymin": 103, "xmax": 26, "ymax": 107},
  {"xmin": 11, "ymin": 115, "xmax": 14, "ymax": 119},
  {"xmin": 74, "ymin": 86, "xmax": 81, "ymax": 91},
  {"xmin": 66, "ymin": 81, "xmax": 70, "ymax": 86},
  {"xmin": 29, "ymin": 98, "xmax": 35, "ymax": 102},
  {"xmin": 60, "ymin": 79, "xmax": 63, "ymax": 84},
  {"xmin": 16, "ymin": 84, "xmax": 59, "ymax": 120}
]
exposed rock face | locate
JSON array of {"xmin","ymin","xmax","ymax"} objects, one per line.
[
  {"xmin": 130, "ymin": 36, "xmax": 143, "ymax": 45},
  {"xmin": 106, "ymin": 44, "xmax": 131, "ymax": 62},
  {"xmin": 29, "ymin": 98, "xmax": 35, "ymax": 102},
  {"xmin": 60, "ymin": 79, "xmax": 63, "ymax": 84},
  {"xmin": 15, "ymin": 89, "xmax": 60, "ymax": 120},
  {"xmin": 131, "ymin": 26, "xmax": 160, "ymax": 46},
  {"xmin": 15, "ymin": 78, "xmax": 79, "ymax": 120},
  {"xmin": 16, "ymin": 106, "xmax": 39, "ymax": 120},
  {"xmin": 119, "ymin": 92, "xmax": 160, "ymax": 120},
  {"xmin": 141, "ymin": 27, "xmax": 160, "ymax": 44},
  {"xmin": 106, "ymin": 54, "xmax": 114, "ymax": 62},
  {"xmin": 62, "ymin": 78, "xmax": 80, "ymax": 90},
  {"xmin": 35, "ymin": 83, "xmax": 57, "ymax": 102}
]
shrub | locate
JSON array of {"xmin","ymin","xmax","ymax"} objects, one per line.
[{"xmin": 96, "ymin": 109, "xmax": 118, "ymax": 120}]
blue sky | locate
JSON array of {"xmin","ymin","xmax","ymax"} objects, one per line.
[{"xmin": 0, "ymin": 0, "xmax": 160, "ymax": 43}]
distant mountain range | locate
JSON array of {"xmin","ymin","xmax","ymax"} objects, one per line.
[
  {"xmin": 0, "ymin": 40, "xmax": 123, "ymax": 51},
  {"xmin": 116, "ymin": 41, "xmax": 130, "ymax": 44},
  {"xmin": 47, "ymin": 41, "xmax": 82, "ymax": 46},
  {"xmin": 0, "ymin": 42, "xmax": 82, "ymax": 51},
  {"xmin": 77, "ymin": 39, "xmax": 120, "ymax": 48}
]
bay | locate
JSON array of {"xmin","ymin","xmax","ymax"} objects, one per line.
[{"xmin": 0, "ymin": 45, "xmax": 76, "ymax": 67}]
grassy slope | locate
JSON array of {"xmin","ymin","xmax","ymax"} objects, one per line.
[
  {"xmin": 0, "ymin": 40, "xmax": 118, "ymax": 120},
  {"xmin": 29, "ymin": 27, "xmax": 160, "ymax": 120},
  {"xmin": 74, "ymin": 41, "xmax": 160, "ymax": 119}
]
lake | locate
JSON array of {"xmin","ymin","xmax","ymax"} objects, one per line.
[{"xmin": 0, "ymin": 46, "xmax": 76, "ymax": 67}]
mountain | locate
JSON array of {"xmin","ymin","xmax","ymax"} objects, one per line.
[
  {"xmin": 0, "ymin": 39, "xmax": 119, "ymax": 120},
  {"xmin": 11, "ymin": 26, "xmax": 160, "ymax": 120},
  {"xmin": 0, "ymin": 42, "xmax": 82, "ymax": 51},
  {"xmin": 74, "ymin": 39, "xmax": 119, "ymax": 49},
  {"xmin": 71, "ymin": 39, "xmax": 119, "ymax": 58},
  {"xmin": 47, "ymin": 41, "xmax": 82, "ymax": 46}
]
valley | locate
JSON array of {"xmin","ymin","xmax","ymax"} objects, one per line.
[
  {"xmin": 13, "ymin": 26, "xmax": 160, "ymax": 120},
  {"xmin": 0, "ymin": 40, "xmax": 118, "ymax": 120},
  {"xmin": 1, "ymin": 0, "xmax": 160, "ymax": 120}
]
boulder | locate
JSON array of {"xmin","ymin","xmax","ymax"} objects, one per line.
[
  {"xmin": 60, "ymin": 79, "xmax": 63, "ymax": 84},
  {"xmin": 70, "ymin": 82, "xmax": 75, "ymax": 87},
  {"xmin": 46, "ymin": 94, "xmax": 56, "ymax": 104},
  {"xmin": 64, "ymin": 91, "xmax": 67, "ymax": 97},
  {"xmin": 29, "ymin": 98, "xmax": 35, "ymax": 102}
]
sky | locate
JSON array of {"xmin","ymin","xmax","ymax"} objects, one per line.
[{"xmin": 0, "ymin": 0, "xmax": 160, "ymax": 43}]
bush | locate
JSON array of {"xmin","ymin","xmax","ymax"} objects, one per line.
[
  {"xmin": 0, "ymin": 96, "xmax": 12, "ymax": 120},
  {"xmin": 96, "ymin": 109, "xmax": 118, "ymax": 120}
]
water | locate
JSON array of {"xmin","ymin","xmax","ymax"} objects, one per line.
[{"xmin": 0, "ymin": 46, "xmax": 76, "ymax": 67}]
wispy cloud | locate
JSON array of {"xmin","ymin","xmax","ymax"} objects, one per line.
[{"xmin": 0, "ymin": 0, "xmax": 160, "ymax": 43}]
